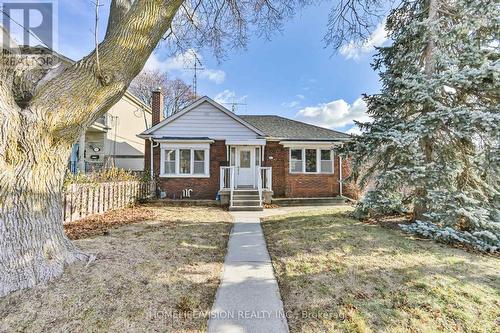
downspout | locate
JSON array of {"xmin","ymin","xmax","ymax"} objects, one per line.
[
  {"xmin": 149, "ymin": 138, "xmax": 160, "ymax": 181},
  {"xmin": 339, "ymin": 154, "xmax": 343, "ymax": 197}
]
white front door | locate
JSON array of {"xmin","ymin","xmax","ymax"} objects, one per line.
[{"xmin": 236, "ymin": 147, "xmax": 254, "ymax": 187}]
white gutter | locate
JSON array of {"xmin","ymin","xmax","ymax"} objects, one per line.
[
  {"xmin": 279, "ymin": 141, "xmax": 342, "ymax": 149},
  {"xmin": 153, "ymin": 139, "xmax": 214, "ymax": 144}
]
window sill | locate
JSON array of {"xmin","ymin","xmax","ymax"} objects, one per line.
[
  {"xmin": 159, "ymin": 174, "xmax": 210, "ymax": 178},
  {"xmin": 289, "ymin": 172, "xmax": 334, "ymax": 175}
]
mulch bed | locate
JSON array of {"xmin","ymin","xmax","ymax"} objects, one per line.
[
  {"xmin": 264, "ymin": 203, "xmax": 280, "ymax": 209},
  {"xmin": 64, "ymin": 206, "xmax": 158, "ymax": 240}
]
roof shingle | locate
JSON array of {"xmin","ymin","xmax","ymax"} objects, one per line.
[{"xmin": 239, "ymin": 115, "xmax": 351, "ymax": 141}]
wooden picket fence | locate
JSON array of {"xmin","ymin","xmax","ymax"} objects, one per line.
[{"xmin": 63, "ymin": 180, "xmax": 154, "ymax": 224}]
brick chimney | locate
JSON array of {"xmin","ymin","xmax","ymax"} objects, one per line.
[{"xmin": 151, "ymin": 87, "xmax": 164, "ymax": 125}]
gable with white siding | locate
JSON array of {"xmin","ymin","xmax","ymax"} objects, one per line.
[{"xmin": 147, "ymin": 100, "xmax": 261, "ymax": 140}]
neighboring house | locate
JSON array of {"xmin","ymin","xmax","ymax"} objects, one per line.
[
  {"xmin": 69, "ymin": 92, "xmax": 152, "ymax": 173},
  {"xmin": 19, "ymin": 46, "xmax": 153, "ymax": 174},
  {"xmin": 139, "ymin": 91, "xmax": 353, "ymax": 210},
  {"xmin": 18, "ymin": 47, "xmax": 153, "ymax": 174}
]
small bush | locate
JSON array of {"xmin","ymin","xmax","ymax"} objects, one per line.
[
  {"xmin": 353, "ymin": 190, "xmax": 408, "ymax": 219},
  {"xmin": 65, "ymin": 168, "xmax": 148, "ymax": 186}
]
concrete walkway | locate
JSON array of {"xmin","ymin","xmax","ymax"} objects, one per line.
[{"xmin": 208, "ymin": 206, "xmax": 334, "ymax": 333}]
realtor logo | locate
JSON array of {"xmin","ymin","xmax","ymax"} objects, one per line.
[{"xmin": 1, "ymin": 0, "xmax": 57, "ymax": 53}]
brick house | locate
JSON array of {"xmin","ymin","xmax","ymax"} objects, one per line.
[{"xmin": 139, "ymin": 91, "xmax": 353, "ymax": 211}]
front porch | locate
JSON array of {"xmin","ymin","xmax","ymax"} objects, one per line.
[
  {"xmin": 68, "ymin": 120, "xmax": 109, "ymax": 174},
  {"xmin": 217, "ymin": 141, "xmax": 272, "ymax": 211},
  {"xmin": 219, "ymin": 165, "xmax": 273, "ymax": 211}
]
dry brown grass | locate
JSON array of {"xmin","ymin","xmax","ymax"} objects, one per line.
[
  {"xmin": 262, "ymin": 207, "xmax": 500, "ymax": 333},
  {"xmin": 0, "ymin": 204, "xmax": 232, "ymax": 333}
]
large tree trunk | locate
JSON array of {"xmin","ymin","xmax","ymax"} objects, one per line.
[
  {"xmin": 0, "ymin": 123, "xmax": 91, "ymax": 297},
  {"xmin": 0, "ymin": 0, "xmax": 184, "ymax": 297}
]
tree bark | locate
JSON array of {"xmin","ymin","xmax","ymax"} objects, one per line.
[
  {"xmin": 0, "ymin": 122, "xmax": 91, "ymax": 297},
  {"xmin": 0, "ymin": 0, "xmax": 184, "ymax": 296},
  {"xmin": 414, "ymin": 0, "xmax": 439, "ymax": 221}
]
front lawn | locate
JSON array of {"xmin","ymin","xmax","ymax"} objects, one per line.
[
  {"xmin": 0, "ymin": 205, "xmax": 232, "ymax": 333},
  {"xmin": 262, "ymin": 208, "xmax": 499, "ymax": 333}
]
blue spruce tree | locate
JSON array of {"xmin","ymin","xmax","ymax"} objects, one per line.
[{"xmin": 352, "ymin": 0, "xmax": 499, "ymax": 251}]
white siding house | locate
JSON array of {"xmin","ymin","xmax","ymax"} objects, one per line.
[
  {"xmin": 148, "ymin": 101, "xmax": 262, "ymax": 140},
  {"xmin": 69, "ymin": 92, "xmax": 152, "ymax": 173}
]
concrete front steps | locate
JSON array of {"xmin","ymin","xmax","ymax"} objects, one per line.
[
  {"xmin": 272, "ymin": 196, "xmax": 348, "ymax": 207},
  {"xmin": 229, "ymin": 189, "xmax": 263, "ymax": 211}
]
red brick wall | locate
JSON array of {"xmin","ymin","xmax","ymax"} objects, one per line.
[
  {"xmin": 145, "ymin": 89, "xmax": 164, "ymax": 175},
  {"xmin": 151, "ymin": 89, "xmax": 164, "ymax": 125},
  {"xmin": 144, "ymin": 139, "xmax": 151, "ymax": 174},
  {"xmin": 153, "ymin": 139, "xmax": 352, "ymax": 200},
  {"xmin": 287, "ymin": 173, "xmax": 339, "ymax": 197},
  {"xmin": 154, "ymin": 140, "xmax": 227, "ymax": 199},
  {"xmin": 263, "ymin": 141, "xmax": 287, "ymax": 197},
  {"xmin": 264, "ymin": 142, "xmax": 351, "ymax": 198}
]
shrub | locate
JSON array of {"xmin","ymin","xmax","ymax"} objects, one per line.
[{"xmin": 65, "ymin": 168, "xmax": 148, "ymax": 186}]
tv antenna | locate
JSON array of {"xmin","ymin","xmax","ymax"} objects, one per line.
[
  {"xmin": 223, "ymin": 100, "xmax": 247, "ymax": 113},
  {"xmin": 186, "ymin": 51, "xmax": 204, "ymax": 96}
]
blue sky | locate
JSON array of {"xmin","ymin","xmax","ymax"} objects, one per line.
[{"xmin": 19, "ymin": 1, "xmax": 388, "ymax": 134}]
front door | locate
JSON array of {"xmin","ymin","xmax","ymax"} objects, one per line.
[{"xmin": 236, "ymin": 147, "xmax": 254, "ymax": 187}]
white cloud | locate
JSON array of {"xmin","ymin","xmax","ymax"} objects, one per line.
[
  {"xmin": 347, "ymin": 126, "xmax": 363, "ymax": 136},
  {"xmin": 214, "ymin": 90, "xmax": 247, "ymax": 105},
  {"xmin": 199, "ymin": 69, "xmax": 226, "ymax": 84},
  {"xmin": 296, "ymin": 97, "xmax": 370, "ymax": 129},
  {"xmin": 281, "ymin": 94, "xmax": 306, "ymax": 108},
  {"xmin": 281, "ymin": 100, "xmax": 300, "ymax": 108},
  {"xmin": 144, "ymin": 49, "xmax": 226, "ymax": 84},
  {"xmin": 340, "ymin": 21, "xmax": 388, "ymax": 60}
]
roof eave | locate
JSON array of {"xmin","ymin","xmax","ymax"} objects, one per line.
[{"xmin": 265, "ymin": 137, "xmax": 351, "ymax": 142}]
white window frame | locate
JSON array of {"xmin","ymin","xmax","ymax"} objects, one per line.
[
  {"xmin": 160, "ymin": 143, "xmax": 210, "ymax": 178},
  {"xmin": 290, "ymin": 148, "xmax": 304, "ymax": 173},
  {"xmin": 319, "ymin": 149, "xmax": 334, "ymax": 173},
  {"xmin": 289, "ymin": 148, "xmax": 335, "ymax": 174}
]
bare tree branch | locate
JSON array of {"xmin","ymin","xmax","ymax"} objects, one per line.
[
  {"xmin": 162, "ymin": 0, "xmax": 310, "ymax": 60},
  {"xmin": 324, "ymin": 0, "xmax": 391, "ymax": 50},
  {"xmin": 129, "ymin": 70, "xmax": 197, "ymax": 116},
  {"xmin": 93, "ymin": 0, "xmax": 104, "ymax": 82},
  {"xmin": 30, "ymin": 0, "xmax": 184, "ymax": 139}
]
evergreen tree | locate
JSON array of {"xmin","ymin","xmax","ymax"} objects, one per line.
[{"xmin": 352, "ymin": 0, "xmax": 500, "ymax": 251}]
